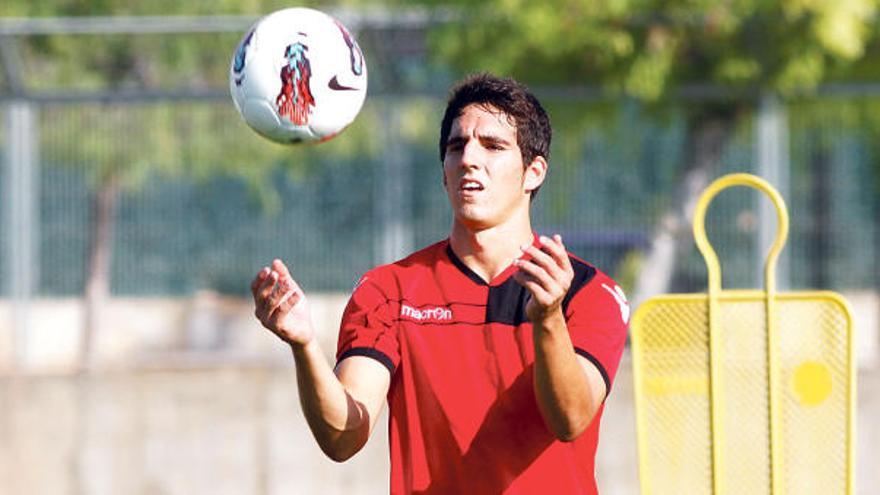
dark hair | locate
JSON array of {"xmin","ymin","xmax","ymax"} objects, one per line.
[{"xmin": 439, "ymin": 74, "xmax": 552, "ymax": 193}]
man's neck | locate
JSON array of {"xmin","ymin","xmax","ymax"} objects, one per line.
[{"xmin": 449, "ymin": 220, "xmax": 534, "ymax": 283}]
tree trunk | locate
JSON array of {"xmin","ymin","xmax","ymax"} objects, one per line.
[
  {"xmin": 80, "ymin": 175, "xmax": 120, "ymax": 372},
  {"xmin": 632, "ymin": 112, "xmax": 735, "ymax": 306}
]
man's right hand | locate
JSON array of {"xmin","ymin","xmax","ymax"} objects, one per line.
[
  {"xmin": 252, "ymin": 259, "xmax": 391, "ymax": 463},
  {"xmin": 251, "ymin": 259, "xmax": 314, "ymax": 347}
]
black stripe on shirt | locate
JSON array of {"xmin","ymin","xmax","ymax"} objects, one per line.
[
  {"xmin": 574, "ymin": 347, "xmax": 611, "ymax": 396},
  {"xmin": 486, "ymin": 255, "xmax": 598, "ymax": 326},
  {"xmin": 338, "ymin": 347, "xmax": 395, "ymax": 375},
  {"xmin": 445, "ymin": 244, "xmax": 488, "ymax": 285},
  {"xmin": 562, "ymin": 257, "xmax": 597, "ymax": 314}
]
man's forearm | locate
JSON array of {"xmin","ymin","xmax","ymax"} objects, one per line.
[
  {"xmin": 291, "ymin": 339, "xmax": 371, "ymax": 461},
  {"xmin": 532, "ymin": 311, "xmax": 600, "ymax": 442}
]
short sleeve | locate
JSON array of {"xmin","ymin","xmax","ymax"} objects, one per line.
[
  {"xmin": 565, "ymin": 273, "xmax": 630, "ymax": 394},
  {"xmin": 335, "ymin": 271, "xmax": 400, "ymax": 375}
]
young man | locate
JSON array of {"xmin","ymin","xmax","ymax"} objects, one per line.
[{"xmin": 252, "ymin": 74, "xmax": 629, "ymax": 494}]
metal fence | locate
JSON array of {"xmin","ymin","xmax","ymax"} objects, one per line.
[{"xmin": 2, "ymin": 92, "xmax": 878, "ymax": 302}]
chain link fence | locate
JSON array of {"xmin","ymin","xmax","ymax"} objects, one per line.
[{"xmin": 2, "ymin": 93, "xmax": 877, "ymax": 301}]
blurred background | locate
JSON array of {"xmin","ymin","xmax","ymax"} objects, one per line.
[{"xmin": 1, "ymin": 1, "xmax": 878, "ymax": 494}]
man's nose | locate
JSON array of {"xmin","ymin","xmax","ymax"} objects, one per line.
[{"xmin": 459, "ymin": 140, "xmax": 482, "ymax": 168}]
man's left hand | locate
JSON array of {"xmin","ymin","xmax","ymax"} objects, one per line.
[{"xmin": 513, "ymin": 235, "xmax": 574, "ymax": 323}]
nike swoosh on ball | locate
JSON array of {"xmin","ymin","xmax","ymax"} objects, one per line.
[{"xmin": 328, "ymin": 75, "xmax": 358, "ymax": 91}]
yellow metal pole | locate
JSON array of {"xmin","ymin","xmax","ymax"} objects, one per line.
[
  {"xmin": 756, "ymin": 175, "xmax": 789, "ymax": 495},
  {"xmin": 693, "ymin": 173, "xmax": 789, "ymax": 495},
  {"xmin": 630, "ymin": 306, "xmax": 654, "ymax": 494},
  {"xmin": 692, "ymin": 176, "xmax": 725, "ymax": 495}
]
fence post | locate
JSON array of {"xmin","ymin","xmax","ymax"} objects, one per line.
[
  {"xmin": 757, "ymin": 93, "xmax": 790, "ymax": 290},
  {"xmin": 375, "ymin": 99, "xmax": 412, "ymax": 265},
  {"xmin": 4, "ymin": 100, "xmax": 39, "ymax": 372}
]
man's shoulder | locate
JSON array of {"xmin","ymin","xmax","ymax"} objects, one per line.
[
  {"xmin": 565, "ymin": 252, "xmax": 600, "ymax": 296},
  {"xmin": 566, "ymin": 252, "xmax": 621, "ymax": 287},
  {"xmin": 355, "ymin": 240, "xmax": 448, "ymax": 288},
  {"xmin": 563, "ymin": 253, "xmax": 624, "ymax": 307},
  {"xmin": 394, "ymin": 239, "xmax": 448, "ymax": 267},
  {"xmin": 564, "ymin": 253, "xmax": 630, "ymax": 325}
]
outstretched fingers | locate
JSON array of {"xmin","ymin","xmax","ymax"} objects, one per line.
[
  {"xmin": 252, "ymin": 260, "xmax": 297, "ymax": 321},
  {"xmin": 251, "ymin": 266, "xmax": 270, "ymax": 294},
  {"xmin": 250, "ymin": 259, "xmax": 315, "ymax": 346},
  {"xmin": 513, "ymin": 235, "xmax": 574, "ymax": 315},
  {"xmin": 514, "ymin": 257, "xmax": 556, "ymax": 292},
  {"xmin": 520, "ymin": 235, "xmax": 572, "ymax": 284},
  {"xmin": 252, "ymin": 267, "xmax": 274, "ymax": 303},
  {"xmin": 253, "ymin": 270, "xmax": 277, "ymax": 312},
  {"xmin": 275, "ymin": 287, "xmax": 302, "ymax": 315},
  {"xmin": 267, "ymin": 259, "xmax": 306, "ymax": 317},
  {"xmin": 513, "ymin": 269, "xmax": 552, "ymax": 303},
  {"xmin": 272, "ymin": 258, "xmax": 293, "ymax": 281},
  {"xmin": 265, "ymin": 277, "xmax": 293, "ymax": 315},
  {"xmin": 520, "ymin": 242, "xmax": 562, "ymax": 280},
  {"xmin": 548, "ymin": 235, "xmax": 573, "ymax": 273},
  {"xmin": 534, "ymin": 235, "xmax": 573, "ymax": 277}
]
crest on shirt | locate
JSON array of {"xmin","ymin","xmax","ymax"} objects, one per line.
[
  {"xmin": 400, "ymin": 303, "xmax": 453, "ymax": 322},
  {"xmin": 601, "ymin": 283, "xmax": 630, "ymax": 324}
]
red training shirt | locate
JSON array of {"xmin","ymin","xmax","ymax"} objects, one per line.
[{"xmin": 336, "ymin": 236, "xmax": 629, "ymax": 494}]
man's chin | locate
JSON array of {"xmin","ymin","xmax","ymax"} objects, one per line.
[{"xmin": 453, "ymin": 211, "xmax": 494, "ymax": 231}]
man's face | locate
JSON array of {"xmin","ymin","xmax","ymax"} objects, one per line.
[{"xmin": 442, "ymin": 104, "xmax": 544, "ymax": 230}]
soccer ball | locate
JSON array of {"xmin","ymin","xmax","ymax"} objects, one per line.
[{"xmin": 229, "ymin": 8, "xmax": 368, "ymax": 144}]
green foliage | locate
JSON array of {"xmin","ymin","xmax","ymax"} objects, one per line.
[
  {"xmin": 3, "ymin": 0, "xmax": 316, "ymax": 91},
  {"xmin": 418, "ymin": 0, "xmax": 879, "ymax": 100},
  {"xmin": 6, "ymin": 0, "xmax": 880, "ymax": 197},
  {"xmin": 415, "ymin": 0, "xmax": 880, "ymax": 204},
  {"xmin": 1, "ymin": 0, "xmax": 391, "ymax": 205},
  {"xmin": 1, "ymin": 0, "xmax": 322, "ymax": 17}
]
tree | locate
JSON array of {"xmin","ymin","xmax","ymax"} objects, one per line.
[
  {"xmin": 414, "ymin": 0, "xmax": 879, "ymax": 300},
  {"xmin": 1, "ymin": 0, "xmax": 380, "ymax": 370}
]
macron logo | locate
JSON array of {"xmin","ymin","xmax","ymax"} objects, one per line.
[{"xmin": 400, "ymin": 303, "xmax": 453, "ymax": 322}]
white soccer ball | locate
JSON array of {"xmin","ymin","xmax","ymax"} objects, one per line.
[{"xmin": 229, "ymin": 8, "xmax": 368, "ymax": 144}]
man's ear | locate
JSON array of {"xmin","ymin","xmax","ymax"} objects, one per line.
[{"xmin": 524, "ymin": 155, "xmax": 547, "ymax": 193}]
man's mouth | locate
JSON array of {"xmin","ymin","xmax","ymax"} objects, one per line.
[{"xmin": 459, "ymin": 179, "xmax": 485, "ymax": 192}]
